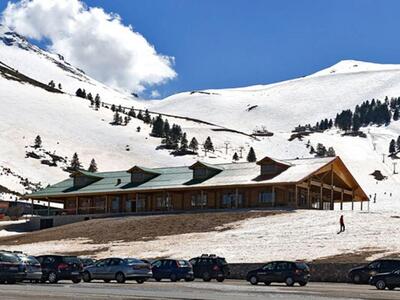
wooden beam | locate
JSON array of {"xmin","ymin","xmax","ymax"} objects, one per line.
[
  {"xmin": 295, "ymin": 185, "xmax": 298, "ymax": 208},
  {"xmin": 272, "ymin": 186, "xmax": 275, "ymax": 207},
  {"xmin": 330, "ymin": 166, "xmax": 334, "ymax": 210},
  {"xmin": 340, "ymin": 188, "xmax": 344, "ymax": 211},
  {"xmin": 76, "ymin": 196, "xmax": 79, "ymax": 215},
  {"xmin": 320, "ymin": 181, "xmax": 323, "ymax": 210},
  {"xmin": 307, "ymin": 181, "xmax": 310, "ymax": 209}
]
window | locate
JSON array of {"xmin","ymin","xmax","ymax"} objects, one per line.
[
  {"xmin": 262, "ymin": 262, "xmax": 275, "ymax": 271},
  {"xmin": 276, "ymin": 262, "xmax": 289, "ymax": 270},
  {"xmin": 221, "ymin": 193, "xmax": 243, "ymax": 207},
  {"xmin": 191, "ymin": 193, "xmax": 207, "ymax": 207},
  {"xmin": 152, "ymin": 260, "xmax": 162, "ymax": 268},
  {"xmin": 131, "ymin": 172, "xmax": 145, "ymax": 182},
  {"xmin": 261, "ymin": 164, "xmax": 277, "ymax": 174},
  {"xmin": 194, "ymin": 168, "xmax": 208, "ymax": 178},
  {"xmin": 110, "ymin": 258, "xmax": 122, "ymax": 266},
  {"xmin": 259, "ymin": 191, "xmax": 274, "ymax": 204},
  {"xmin": 368, "ymin": 261, "xmax": 381, "ymax": 269},
  {"xmin": 156, "ymin": 195, "xmax": 172, "ymax": 209}
]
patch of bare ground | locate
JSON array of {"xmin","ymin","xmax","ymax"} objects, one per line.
[
  {"xmin": 312, "ymin": 248, "xmax": 387, "ymax": 263},
  {"xmin": 0, "ymin": 210, "xmax": 285, "ymax": 246}
]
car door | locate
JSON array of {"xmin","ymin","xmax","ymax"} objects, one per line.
[
  {"xmin": 41, "ymin": 256, "xmax": 56, "ymax": 277},
  {"xmin": 386, "ymin": 269, "xmax": 400, "ymax": 286},
  {"xmin": 274, "ymin": 262, "xmax": 290, "ymax": 282},
  {"xmin": 91, "ymin": 259, "xmax": 110, "ymax": 279},
  {"xmin": 258, "ymin": 262, "xmax": 276, "ymax": 282},
  {"xmin": 189, "ymin": 258, "xmax": 200, "ymax": 277},
  {"xmin": 151, "ymin": 260, "xmax": 162, "ymax": 278},
  {"xmin": 366, "ymin": 261, "xmax": 381, "ymax": 278},
  {"xmin": 106, "ymin": 258, "xmax": 123, "ymax": 279}
]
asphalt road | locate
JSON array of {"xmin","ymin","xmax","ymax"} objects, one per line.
[{"xmin": 0, "ymin": 280, "xmax": 399, "ymax": 300}]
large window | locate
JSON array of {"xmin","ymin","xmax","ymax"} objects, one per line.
[
  {"xmin": 261, "ymin": 164, "xmax": 277, "ymax": 174},
  {"xmin": 259, "ymin": 191, "xmax": 274, "ymax": 204},
  {"xmin": 191, "ymin": 193, "xmax": 207, "ymax": 208},
  {"xmin": 156, "ymin": 195, "xmax": 172, "ymax": 209},
  {"xmin": 194, "ymin": 168, "xmax": 208, "ymax": 179},
  {"xmin": 221, "ymin": 193, "xmax": 243, "ymax": 208}
]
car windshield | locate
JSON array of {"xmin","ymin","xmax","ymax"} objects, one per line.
[
  {"xmin": 125, "ymin": 258, "xmax": 143, "ymax": 264},
  {"xmin": 0, "ymin": 252, "xmax": 20, "ymax": 263},
  {"xmin": 18, "ymin": 255, "xmax": 40, "ymax": 265},
  {"xmin": 63, "ymin": 256, "xmax": 81, "ymax": 264},
  {"xmin": 295, "ymin": 262, "xmax": 309, "ymax": 271},
  {"xmin": 217, "ymin": 258, "xmax": 227, "ymax": 265}
]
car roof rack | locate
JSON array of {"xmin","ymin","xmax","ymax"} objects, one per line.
[{"xmin": 200, "ymin": 254, "xmax": 209, "ymax": 257}]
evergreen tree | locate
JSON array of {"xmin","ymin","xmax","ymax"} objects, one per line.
[
  {"xmin": 204, "ymin": 136, "xmax": 214, "ymax": 152},
  {"xmin": 136, "ymin": 126, "xmax": 141, "ymax": 132},
  {"xmin": 189, "ymin": 137, "xmax": 199, "ymax": 152},
  {"xmin": 48, "ymin": 80, "xmax": 55, "ymax": 88},
  {"xmin": 75, "ymin": 88, "xmax": 83, "ymax": 97},
  {"xmin": 34, "ymin": 135, "xmax": 42, "ymax": 148},
  {"xmin": 394, "ymin": 107, "xmax": 400, "ymax": 121},
  {"xmin": 389, "ymin": 139, "xmax": 396, "ymax": 154},
  {"xmin": 111, "ymin": 104, "xmax": 116, "ymax": 112},
  {"xmin": 232, "ymin": 152, "xmax": 239, "ymax": 161},
  {"xmin": 163, "ymin": 119, "xmax": 170, "ymax": 137},
  {"xmin": 151, "ymin": 115, "xmax": 165, "ymax": 137},
  {"xmin": 137, "ymin": 110, "xmax": 143, "ymax": 120},
  {"xmin": 128, "ymin": 107, "xmax": 136, "ymax": 118},
  {"xmin": 180, "ymin": 133, "xmax": 188, "ymax": 151},
  {"xmin": 88, "ymin": 159, "xmax": 98, "ymax": 173},
  {"xmin": 397, "ymin": 135, "xmax": 400, "ymax": 152},
  {"xmin": 94, "ymin": 94, "xmax": 101, "ymax": 110},
  {"xmin": 143, "ymin": 109, "xmax": 151, "ymax": 124},
  {"xmin": 247, "ymin": 147, "xmax": 257, "ymax": 162},
  {"xmin": 326, "ymin": 147, "xmax": 336, "ymax": 157},
  {"xmin": 70, "ymin": 153, "xmax": 82, "ymax": 171},
  {"xmin": 58, "ymin": 83, "xmax": 62, "ymax": 90},
  {"xmin": 316, "ymin": 143, "xmax": 327, "ymax": 157},
  {"xmin": 87, "ymin": 93, "xmax": 93, "ymax": 101},
  {"xmin": 113, "ymin": 111, "xmax": 121, "ymax": 125},
  {"xmin": 352, "ymin": 113, "xmax": 361, "ymax": 132}
]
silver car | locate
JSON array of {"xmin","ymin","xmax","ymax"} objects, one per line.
[
  {"xmin": 82, "ymin": 257, "xmax": 152, "ymax": 284},
  {"xmin": 15, "ymin": 253, "xmax": 42, "ymax": 282}
]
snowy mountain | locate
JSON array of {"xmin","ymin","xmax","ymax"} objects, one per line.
[{"xmin": 0, "ymin": 25, "xmax": 399, "ymax": 211}]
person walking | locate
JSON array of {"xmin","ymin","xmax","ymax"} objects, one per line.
[{"xmin": 338, "ymin": 215, "xmax": 345, "ymax": 233}]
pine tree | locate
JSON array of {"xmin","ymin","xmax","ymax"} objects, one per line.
[
  {"xmin": 75, "ymin": 88, "xmax": 83, "ymax": 97},
  {"xmin": 143, "ymin": 109, "xmax": 151, "ymax": 124},
  {"xmin": 163, "ymin": 119, "xmax": 170, "ymax": 137},
  {"xmin": 94, "ymin": 94, "xmax": 101, "ymax": 110},
  {"xmin": 137, "ymin": 110, "xmax": 143, "ymax": 120},
  {"xmin": 247, "ymin": 147, "xmax": 257, "ymax": 162},
  {"xmin": 113, "ymin": 111, "xmax": 121, "ymax": 125},
  {"xmin": 394, "ymin": 107, "xmax": 400, "ymax": 121},
  {"xmin": 204, "ymin": 137, "xmax": 214, "ymax": 152},
  {"xmin": 111, "ymin": 104, "xmax": 116, "ymax": 112},
  {"xmin": 232, "ymin": 152, "xmax": 239, "ymax": 161},
  {"xmin": 128, "ymin": 107, "xmax": 136, "ymax": 118},
  {"xmin": 389, "ymin": 139, "xmax": 396, "ymax": 154},
  {"xmin": 352, "ymin": 113, "xmax": 361, "ymax": 132},
  {"xmin": 326, "ymin": 147, "xmax": 336, "ymax": 157},
  {"xmin": 87, "ymin": 93, "xmax": 93, "ymax": 101},
  {"xmin": 151, "ymin": 115, "xmax": 164, "ymax": 137},
  {"xmin": 48, "ymin": 80, "xmax": 55, "ymax": 88},
  {"xmin": 70, "ymin": 153, "xmax": 82, "ymax": 171},
  {"xmin": 180, "ymin": 133, "xmax": 188, "ymax": 151},
  {"xmin": 189, "ymin": 137, "xmax": 199, "ymax": 152},
  {"xmin": 58, "ymin": 83, "xmax": 62, "ymax": 90},
  {"xmin": 316, "ymin": 143, "xmax": 327, "ymax": 157},
  {"xmin": 136, "ymin": 126, "xmax": 141, "ymax": 132},
  {"xmin": 88, "ymin": 159, "xmax": 98, "ymax": 172},
  {"xmin": 81, "ymin": 89, "xmax": 86, "ymax": 98},
  {"xmin": 397, "ymin": 135, "xmax": 400, "ymax": 152},
  {"xmin": 34, "ymin": 135, "xmax": 42, "ymax": 148}
]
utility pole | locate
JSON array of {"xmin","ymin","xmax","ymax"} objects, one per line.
[
  {"xmin": 224, "ymin": 141, "xmax": 230, "ymax": 155},
  {"xmin": 372, "ymin": 142, "xmax": 377, "ymax": 151},
  {"xmin": 393, "ymin": 162, "xmax": 398, "ymax": 174},
  {"xmin": 382, "ymin": 154, "xmax": 385, "ymax": 164}
]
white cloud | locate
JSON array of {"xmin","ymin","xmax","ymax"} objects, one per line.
[
  {"xmin": 150, "ymin": 90, "xmax": 161, "ymax": 98},
  {"xmin": 1, "ymin": 0, "xmax": 176, "ymax": 92}
]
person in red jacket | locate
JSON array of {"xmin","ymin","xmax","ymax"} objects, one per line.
[{"xmin": 339, "ymin": 215, "xmax": 345, "ymax": 233}]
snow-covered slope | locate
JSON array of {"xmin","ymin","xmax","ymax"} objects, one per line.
[
  {"xmin": 151, "ymin": 60, "xmax": 400, "ymax": 133},
  {"xmin": 0, "ymin": 25, "xmax": 399, "ymax": 212}
]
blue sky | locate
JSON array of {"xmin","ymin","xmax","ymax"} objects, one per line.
[{"xmin": 2, "ymin": 0, "xmax": 400, "ymax": 98}]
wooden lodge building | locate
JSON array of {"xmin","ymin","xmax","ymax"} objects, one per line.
[{"xmin": 27, "ymin": 156, "xmax": 369, "ymax": 216}]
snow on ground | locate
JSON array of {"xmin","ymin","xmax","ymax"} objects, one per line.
[{"xmin": 3, "ymin": 210, "xmax": 400, "ymax": 263}]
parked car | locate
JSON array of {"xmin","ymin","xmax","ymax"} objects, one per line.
[
  {"xmin": 0, "ymin": 251, "xmax": 27, "ymax": 284},
  {"xmin": 348, "ymin": 259, "xmax": 400, "ymax": 284},
  {"xmin": 151, "ymin": 259, "xmax": 194, "ymax": 282},
  {"xmin": 189, "ymin": 254, "xmax": 230, "ymax": 282},
  {"xmin": 36, "ymin": 255, "xmax": 83, "ymax": 284},
  {"xmin": 370, "ymin": 269, "xmax": 400, "ymax": 290},
  {"xmin": 82, "ymin": 257, "xmax": 152, "ymax": 284},
  {"xmin": 246, "ymin": 261, "xmax": 310, "ymax": 286},
  {"xmin": 14, "ymin": 252, "xmax": 42, "ymax": 282},
  {"xmin": 79, "ymin": 257, "xmax": 96, "ymax": 268}
]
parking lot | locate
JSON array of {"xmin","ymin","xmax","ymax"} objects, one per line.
[{"xmin": 1, "ymin": 280, "xmax": 399, "ymax": 300}]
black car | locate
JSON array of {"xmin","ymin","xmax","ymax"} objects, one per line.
[
  {"xmin": 246, "ymin": 261, "xmax": 310, "ymax": 286},
  {"xmin": 189, "ymin": 254, "xmax": 230, "ymax": 282},
  {"xmin": 0, "ymin": 251, "xmax": 27, "ymax": 284},
  {"xmin": 348, "ymin": 259, "xmax": 400, "ymax": 284},
  {"xmin": 151, "ymin": 259, "xmax": 194, "ymax": 282},
  {"xmin": 36, "ymin": 255, "xmax": 83, "ymax": 283},
  {"xmin": 370, "ymin": 269, "xmax": 400, "ymax": 290}
]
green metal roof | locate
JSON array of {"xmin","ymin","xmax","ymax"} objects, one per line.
[{"xmin": 27, "ymin": 157, "xmax": 337, "ymax": 199}]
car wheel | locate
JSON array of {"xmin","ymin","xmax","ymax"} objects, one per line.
[
  {"xmin": 216, "ymin": 276, "xmax": 225, "ymax": 283},
  {"xmin": 48, "ymin": 272, "xmax": 58, "ymax": 284},
  {"xmin": 170, "ymin": 274, "xmax": 178, "ymax": 282},
  {"xmin": 376, "ymin": 280, "xmax": 386, "ymax": 290},
  {"xmin": 72, "ymin": 277, "xmax": 81, "ymax": 284},
  {"xmin": 264, "ymin": 281, "xmax": 271, "ymax": 286},
  {"xmin": 116, "ymin": 272, "xmax": 126, "ymax": 284},
  {"xmin": 103, "ymin": 279, "xmax": 111, "ymax": 283},
  {"xmin": 352, "ymin": 274, "xmax": 361, "ymax": 284},
  {"xmin": 136, "ymin": 279, "xmax": 145, "ymax": 284},
  {"xmin": 202, "ymin": 272, "xmax": 211, "ymax": 282},
  {"xmin": 285, "ymin": 277, "xmax": 295, "ymax": 287},
  {"xmin": 82, "ymin": 272, "xmax": 91, "ymax": 283},
  {"xmin": 299, "ymin": 281, "xmax": 308, "ymax": 287},
  {"xmin": 249, "ymin": 275, "xmax": 258, "ymax": 285}
]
